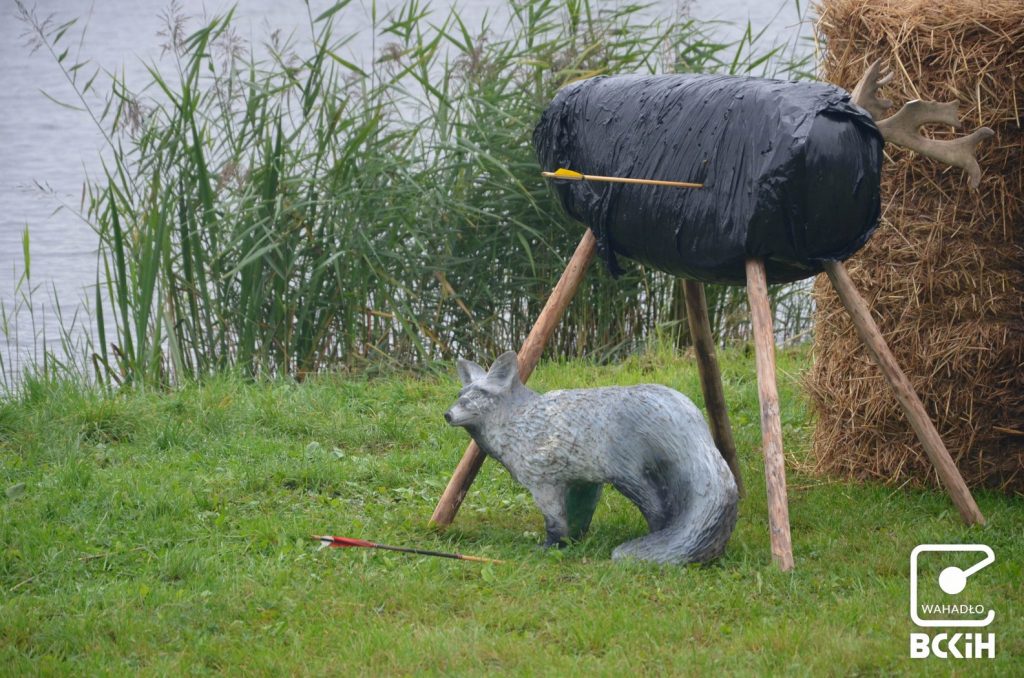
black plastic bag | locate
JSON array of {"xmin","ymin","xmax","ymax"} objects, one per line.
[{"xmin": 533, "ymin": 74, "xmax": 884, "ymax": 284}]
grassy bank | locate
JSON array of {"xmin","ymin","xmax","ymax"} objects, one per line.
[{"xmin": 1, "ymin": 346, "xmax": 1020, "ymax": 674}]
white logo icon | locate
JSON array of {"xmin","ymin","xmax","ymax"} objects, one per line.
[{"xmin": 910, "ymin": 544, "xmax": 995, "ymax": 627}]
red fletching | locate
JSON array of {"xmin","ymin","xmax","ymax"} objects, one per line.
[{"xmin": 314, "ymin": 535, "xmax": 376, "ymax": 548}]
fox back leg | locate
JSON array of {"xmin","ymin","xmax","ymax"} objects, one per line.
[{"xmin": 610, "ymin": 453, "xmax": 683, "ymax": 533}]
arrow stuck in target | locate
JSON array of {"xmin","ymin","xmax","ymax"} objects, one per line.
[{"xmin": 542, "ymin": 167, "xmax": 703, "ymax": 189}]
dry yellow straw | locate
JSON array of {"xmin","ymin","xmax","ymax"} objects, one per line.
[{"xmin": 542, "ymin": 167, "xmax": 703, "ymax": 189}]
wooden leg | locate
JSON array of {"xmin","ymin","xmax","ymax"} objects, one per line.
[
  {"xmin": 682, "ymin": 279, "xmax": 744, "ymax": 496},
  {"xmin": 823, "ymin": 260, "xmax": 985, "ymax": 525},
  {"xmin": 430, "ymin": 230, "xmax": 598, "ymax": 527},
  {"xmin": 746, "ymin": 259, "xmax": 795, "ymax": 571}
]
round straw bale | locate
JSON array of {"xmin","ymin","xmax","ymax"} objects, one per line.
[{"xmin": 808, "ymin": 0, "xmax": 1024, "ymax": 493}]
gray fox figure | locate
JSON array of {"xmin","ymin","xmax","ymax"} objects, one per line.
[{"xmin": 444, "ymin": 351, "xmax": 739, "ymax": 564}]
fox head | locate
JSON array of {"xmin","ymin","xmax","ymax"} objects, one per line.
[{"xmin": 443, "ymin": 351, "xmax": 524, "ymax": 429}]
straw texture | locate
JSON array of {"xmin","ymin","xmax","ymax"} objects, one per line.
[{"xmin": 809, "ymin": 0, "xmax": 1024, "ymax": 492}]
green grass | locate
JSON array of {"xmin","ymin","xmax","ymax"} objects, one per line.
[{"xmin": 1, "ymin": 347, "xmax": 1020, "ymax": 674}]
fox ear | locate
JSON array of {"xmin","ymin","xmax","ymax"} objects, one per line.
[
  {"xmin": 456, "ymin": 358, "xmax": 486, "ymax": 385},
  {"xmin": 486, "ymin": 351, "xmax": 521, "ymax": 389}
]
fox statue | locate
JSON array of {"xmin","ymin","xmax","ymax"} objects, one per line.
[{"xmin": 443, "ymin": 351, "xmax": 739, "ymax": 564}]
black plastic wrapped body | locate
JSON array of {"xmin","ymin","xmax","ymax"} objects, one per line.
[{"xmin": 533, "ymin": 74, "xmax": 884, "ymax": 285}]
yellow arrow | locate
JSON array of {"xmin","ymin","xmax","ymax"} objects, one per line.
[{"xmin": 542, "ymin": 167, "xmax": 703, "ymax": 189}]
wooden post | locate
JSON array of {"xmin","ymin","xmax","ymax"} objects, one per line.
[
  {"xmin": 430, "ymin": 230, "xmax": 598, "ymax": 527},
  {"xmin": 823, "ymin": 260, "xmax": 985, "ymax": 525},
  {"xmin": 682, "ymin": 279, "xmax": 744, "ymax": 496},
  {"xmin": 745, "ymin": 259, "xmax": 795, "ymax": 571}
]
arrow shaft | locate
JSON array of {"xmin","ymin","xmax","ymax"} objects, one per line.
[
  {"xmin": 542, "ymin": 171, "xmax": 702, "ymax": 189},
  {"xmin": 314, "ymin": 535, "xmax": 503, "ymax": 564},
  {"xmin": 583, "ymin": 173, "xmax": 703, "ymax": 189},
  {"xmin": 372, "ymin": 543, "xmax": 501, "ymax": 563}
]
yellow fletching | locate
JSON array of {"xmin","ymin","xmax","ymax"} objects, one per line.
[{"xmin": 552, "ymin": 168, "xmax": 583, "ymax": 179}]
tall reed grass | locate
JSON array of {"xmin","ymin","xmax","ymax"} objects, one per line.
[{"xmin": 9, "ymin": 0, "xmax": 813, "ymax": 388}]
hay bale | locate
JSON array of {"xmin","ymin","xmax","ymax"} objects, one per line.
[{"xmin": 808, "ymin": 0, "xmax": 1024, "ymax": 493}]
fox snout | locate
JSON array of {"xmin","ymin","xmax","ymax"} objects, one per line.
[{"xmin": 444, "ymin": 401, "xmax": 477, "ymax": 427}]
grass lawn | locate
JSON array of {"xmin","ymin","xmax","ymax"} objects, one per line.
[{"xmin": 1, "ymin": 346, "xmax": 1021, "ymax": 675}]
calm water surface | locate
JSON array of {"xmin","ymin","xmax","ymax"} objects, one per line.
[{"xmin": 0, "ymin": 0, "xmax": 804, "ymax": 372}]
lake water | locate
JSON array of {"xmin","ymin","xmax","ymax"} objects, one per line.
[{"xmin": 0, "ymin": 0, "xmax": 806, "ymax": 374}]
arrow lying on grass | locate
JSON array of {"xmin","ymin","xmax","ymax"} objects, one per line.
[
  {"xmin": 542, "ymin": 167, "xmax": 703, "ymax": 189},
  {"xmin": 313, "ymin": 535, "xmax": 505, "ymax": 564}
]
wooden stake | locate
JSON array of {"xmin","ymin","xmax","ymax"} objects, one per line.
[
  {"xmin": 823, "ymin": 260, "xmax": 985, "ymax": 525},
  {"xmin": 745, "ymin": 259, "xmax": 795, "ymax": 571},
  {"xmin": 682, "ymin": 279, "xmax": 744, "ymax": 496},
  {"xmin": 430, "ymin": 230, "xmax": 598, "ymax": 527}
]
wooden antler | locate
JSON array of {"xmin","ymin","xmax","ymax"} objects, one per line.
[
  {"xmin": 852, "ymin": 59, "xmax": 994, "ymax": 189},
  {"xmin": 850, "ymin": 59, "xmax": 894, "ymax": 120}
]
